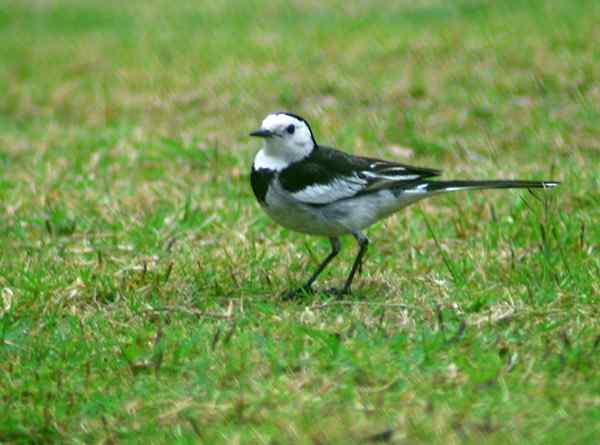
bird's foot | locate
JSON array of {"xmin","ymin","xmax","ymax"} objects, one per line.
[
  {"xmin": 324, "ymin": 287, "xmax": 351, "ymax": 299},
  {"xmin": 281, "ymin": 285, "xmax": 314, "ymax": 301}
]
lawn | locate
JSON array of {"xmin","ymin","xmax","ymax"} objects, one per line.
[{"xmin": 1, "ymin": 0, "xmax": 599, "ymax": 443}]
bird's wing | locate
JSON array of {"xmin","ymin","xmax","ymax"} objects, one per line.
[
  {"xmin": 355, "ymin": 152, "xmax": 441, "ymax": 192},
  {"xmin": 279, "ymin": 146, "xmax": 441, "ymax": 205}
]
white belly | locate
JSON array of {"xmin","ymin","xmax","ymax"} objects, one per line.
[
  {"xmin": 262, "ymin": 182, "xmax": 425, "ymax": 237},
  {"xmin": 262, "ymin": 187, "xmax": 344, "ymax": 236}
]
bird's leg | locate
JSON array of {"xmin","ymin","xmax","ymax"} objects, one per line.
[
  {"xmin": 328, "ymin": 231, "xmax": 369, "ymax": 298},
  {"xmin": 282, "ymin": 237, "xmax": 341, "ymax": 300},
  {"xmin": 305, "ymin": 237, "xmax": 341, "ymax": 288}
]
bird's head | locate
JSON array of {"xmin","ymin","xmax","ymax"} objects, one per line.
[{"xmin": 250, "ymin": 113, "xmax": 316, "ymax": 164}]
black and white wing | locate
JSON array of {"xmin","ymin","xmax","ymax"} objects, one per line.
[{"xmin": 278, "ymin": 145, "xmax": 440, "ymax": 205}]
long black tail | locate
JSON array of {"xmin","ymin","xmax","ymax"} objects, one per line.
[{"xmin": 423, "ymin": 180, "xmax": 560, "ymax": 193}]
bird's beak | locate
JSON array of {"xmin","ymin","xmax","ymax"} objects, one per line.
[{"xmin": 249, "ymin": 129, "xmax": 274, "ymax": 138}]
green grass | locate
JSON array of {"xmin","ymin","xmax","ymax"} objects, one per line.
[{"xmin": 1, "ymin": 0, "xmax": 599, "ymax": 443}]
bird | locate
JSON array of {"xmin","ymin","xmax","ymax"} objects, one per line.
[{"xmin": 249, "ymin": 112, "xmax": 559, "ymax": 299}]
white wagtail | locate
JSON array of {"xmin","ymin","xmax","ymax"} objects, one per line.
[{"xmin": 250, "ymin": 112, "xmax": 559, "ymax": 299}]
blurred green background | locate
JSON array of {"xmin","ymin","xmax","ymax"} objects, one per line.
[{"xmin": 1, "ymin": 0, "xmax": 599, "ymax": 443}]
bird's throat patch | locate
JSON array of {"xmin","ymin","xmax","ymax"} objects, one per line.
[{"xmin": 250, "ymin": 166, "xmax": 275, "ymax": 205}]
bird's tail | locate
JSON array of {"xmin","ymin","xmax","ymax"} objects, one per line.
[
  {"xmin": 422, "ymin": 179, "xmax": 560, "ymax": 194},
  {"xmin": 384, "ymin": 179, "xmax": 559, "ymax": 219}
]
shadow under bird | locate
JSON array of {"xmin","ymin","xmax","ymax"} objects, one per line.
[{"xmin": 249, "ymin": 112, "xmax": 559, "ymax": 299}]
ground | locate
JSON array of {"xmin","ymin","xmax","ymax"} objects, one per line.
[{"xmin": 1, "ymin": 0, "xmax": 599, "ymax": 443}]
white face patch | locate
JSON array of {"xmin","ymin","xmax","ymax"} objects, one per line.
[
  {"xmin": 255, "ymin": 113, "xmax": 315, "ymax": 167},
  {"xmin": 253, "ymin": 149, "xmax": 289, "ymax": 171}
]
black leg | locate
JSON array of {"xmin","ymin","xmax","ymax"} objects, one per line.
[
  {"xmin": 339, "ymin": 231, "xmax": 369, "ymax": 296},
  {"xmin": 304, "ymin": 237, "xmax": 341, "ymax": 288},
  {"xmin": 282, "ymin": 237, "xmax": 341, "ymax": 300}
]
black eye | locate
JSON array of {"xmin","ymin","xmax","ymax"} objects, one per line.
[{"xmin": 286, "ymin": 124, "xmax": 295, "ymax": 134}]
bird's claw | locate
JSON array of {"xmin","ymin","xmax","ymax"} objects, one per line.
[
  {"xmin": 281, "ymin": 285, "xmax": 352, "ymax": 300},
  {"xmin": 324, "ymin": 287, "xmax": 351, "ymax": 299},
  {"xmin": 281, "ymin": 285, "xmax": 314, "ymax": 301}
]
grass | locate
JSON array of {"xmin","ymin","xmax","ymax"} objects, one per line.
[{"xmin": 1, "ymin": 0, "xmax": 599, "ymax": 443}]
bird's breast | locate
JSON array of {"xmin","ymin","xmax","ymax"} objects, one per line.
[
  {"xmin": 259, "ymin": 179, "xmax": 349, "ymax": 236},
  {"xmin": 250, "ymin": 166, "xmax": 275, "ymax": 205}
]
